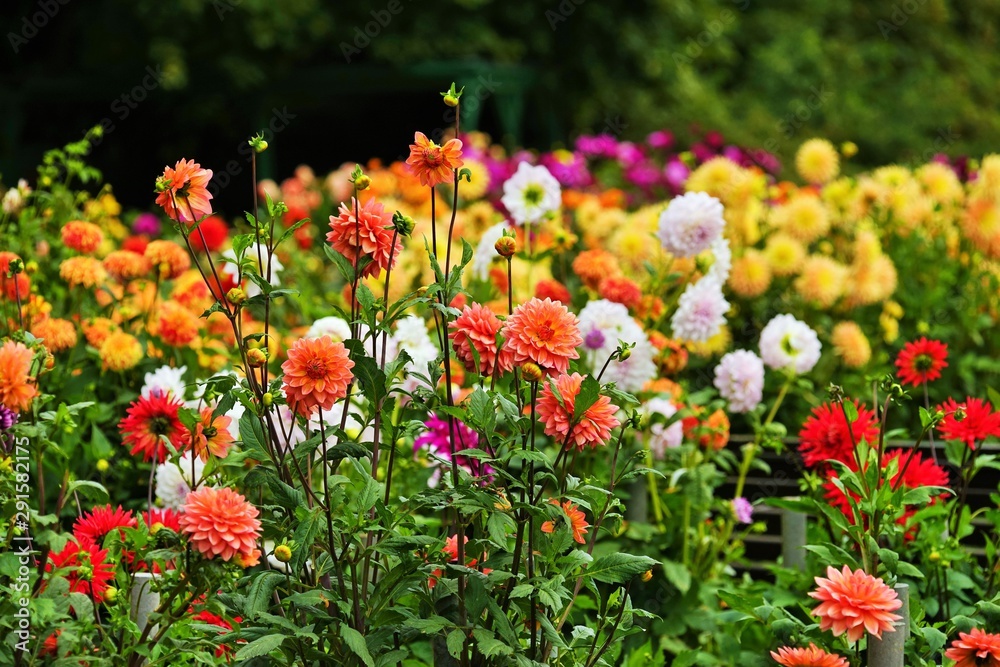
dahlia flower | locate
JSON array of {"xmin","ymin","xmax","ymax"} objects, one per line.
[
  {"xmin": 59, "ymin": 256, "xmax": 107, "ymax": 288},
  {"xmin": 937, "ymin": 397, "xmax": 1000, "ymax": 448},
  {"xmin": 0, "ymin": 340, "xmax": 38, "ymax": 412},
  {"xmin": 31, "ymin": 318, "xmax": 77, "ymax": 353},
  {"xmin": 759, "ymin": 314, "xmax": 821, "ymax": 374},
  {"xmin": 501, "ymin": 162, "xmax": 561, "ymax": 226},
  {"xmin": 831, "ymin": 322, "xmax": 871, "ymax": 368},
  {"xmin": 414, "ymin": 413, "xmax": 493, "ymax": 481},
  {"xmin": 450, "ymin": 303, "xmax": 511, "ymax": 377},
  {"xmin": 46, "ymin": 541, "xmax": 115, "ymax": 601},
  {"xmin": 713, "ymin": 350, "xmax": 765, "ymax": 414},
  {"xmin": 541, "ymin": 499, "xmax": 589, "ymax": 544},
  {"xmin": 145, "ymin": 240, "xmax": 191, "ymax": 281},
  {"xmin": 155, "ymin": 158, "xmax": 214, "ymax": 223},
  {"xmin": 536, "ymin": 373, "xmax": 621, "ymax": 450},
  {"xmin": 281, "ymin": 336, "xmax": 355, "ymax": 418},
  {"xmin": 405, "ymin": 131, "xmax": 464, "ymax": 187},
  {"xmin": 657, "ymin": 191, "xmax": 725, "ymax": 258},
  {"xmin": 141, "ymin": 365, "xmax": 188, "ymax": 400},
  {"xmin": 100, "ymin": 332, "xmax": 143, "ymax": 372},
  {"xmin": 798, "ymin": 400, "xmax": 879, "ymax": 469},
  {"xmin": 179, "ymin": 486, "xmax": 261, "ymax": 563},
  {"xmin": 577, "ymin": 299, "xmax": 657, "ymax": 392},
  {"xmin": 327, "ymin": 197, "xmax": 400, "ymax": 278},
  {"xmin": 894, "ymin": 337, "xmax": 948, "ymax": 387},
  {"xmin": 73, "ymin": 505, "xmax": 137, "ymax": 549},
  {"xmin": 473, "ymin": 222, "xmax": 507, "ymax": 280},
  {"xmin": 220, "ymin": 243, "xmax": 284, "ymax": 297},
  {"xmin": 306, "ymin": 316, "xmax": 352, "ymax": 342},
  {"xmin": 944, "ymin": 628, "xmax": 1000, "ymax": 667},
  {"xmin": 61, "ymin": 220, "xmax": 104, "ymax": 254},
  {"xmin": 502, "ymin": 297, "xmax": 582, "ymax": 377},
  {"xmin": 770, "ymin": 644, "xmax": 849, "ymax": 667},
  {"xmin": 119, "ymin": 390, "xmax": 190, "ymax": 463},
  {"xmin": 193, "ymin": 406, "xmax": 234, "ymax": 460},
  {"xmin": 809, "ymin": 565, "xmax": 902, "ymax": 643},
  {"xmin": 671, "ymin": 279, "xmax": 730, "ymax": 344},
  {"xmin": 796, "ymin": 138, "xmax": 840, "ymax": 185}
]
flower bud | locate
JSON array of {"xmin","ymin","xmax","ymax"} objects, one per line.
[
  {"xmin": 392, "ymin": 211, "xmax": 416, "ymax": 237},
  {"xmin": 618, "ymin": 348, "xmax": 631, "ymax": 362},
  {"xmin": 247, "ymin": 348, "xmax": 268, "ymax": 368},
  {"xmin": 96, "ymin": 459, "xmax": 110, "ymax": 473},
  {"xmin": 495, "ymin": 235, "xmax": 516, "ymax": 258},
  {"xmin": 443, "ymin": 94, "xmax": 459, "ymax": 108},
  {"xmin": 150, "ymin": 522, "xmax": 165, "ymax": 535},
  {"xmin": 25, "ymin": 261, "xmax": 38, "ymax": 275},
  {"xmin": 641, "ymin": 570, "xmax": 653, "ymax": 583},
  {"xmin": 521, "ymin": 362, "xmax": 544, "ymax": 383},
  {"xmin": 8, "ymin": 258, "xmax": 23, "ymax": 275},
  {"xmin": 274, "ymin": 544, "xmax": 292, "ymax": 563},
  {"xmin": 354, "ymin": 174, "xmax": 371, "ymax": 191},
  {"xmin": 226, "ymin": 287, "xmax": 247, "ymax": 305},
  {"xmin": 103, "ymin": 587, "xmax": 119, "ymax": 603},
  {"xmin": 249, "ymin": 134, "xmax": 268, "ymax": 153},
  {"xmin": 154, "ymin": 177, "xmax": 171, "ymax": 194},
  {"xmin": 262, "ymin": 392, "xmax": 273, "ymax": 407},
  {"xmin": 841, "ymin": 141, "xmax": 858, "ymax": 158},
  {"xmin": 954, "ymin": 407, "xmax": 967, "ymax": 421}
]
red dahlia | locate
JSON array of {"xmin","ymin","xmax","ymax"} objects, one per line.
[
  {"xmin": 119, "ymin": 390, "xmax": 191, "ymax": 463},
  {"xmin": 798, "ymin": 400, "xmax": 879, "ymax": 469},
  {"xmin": 937, "ymin": 397, "xmax": 1000, "ymax": 449},
  {"xmin": 73, "ymin": 505, "xmax": 137, "ymax": 549},
  {"xmin": 46, "ymin": 541, "xmax": 115, "ymax": 601},
  {"xmin": 894, "ymin": 337, "xmax": 948, "ymax": 387}
]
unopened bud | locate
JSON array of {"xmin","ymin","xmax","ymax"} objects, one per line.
[
  {"xmin": 392, "ymin": 211, "xmax": 415, "ymax": 237},
  {"xmin": 954, "ymin": 407, "xmax": 967, "ymax": 421},
  {"xmin": 641, "ymin": 570, "xmax": 653, "ymax": 583},
  {"xmin": 443, "ymin": 94, "xmax": 459, "ymax": 108},
  {"xmin": 96, "ymin": 459, "xmax": 110, "ymax": 473},
  {"xmin": 274, "ymin": 544, "xmax": 292, "ymax": 563},
  {"xmin": 154, "ymin": 177, "xmax": 171, "ymax": 194},
  {"xmin": 354, "ymin": 174, "xmax": 371, "ymax": 191},
  {"xmin": 103, "ymin": 587, "xmax": 119, "ymax": 603},
  {"xmin": 8, "ymin": 259, "xmax": 23, "ymax": 275},
  {"xmin": 247, "ymin": 348, "xmax": 268, "ymax": 368},
  {"xmin": 618, "ymin": 348, "xmax": 631, "ymax": 362},
  {"xmin": 841, "ymin": 141, "xmax": 858, "ymax": 158},
  {"xmin": 262, "ymin": 392, "xmax": 273, "ymax": 407},
  {"xmin": 150, "ymin": 522, "xmax": 165, "ymax": 535},
  {"xmin": 226, "ymin": 287, "xmax": 247, "ymax": 305},
  {"xmin": 249, "ymin": 134, "xmax": 268, "ymax": 153},
  {"xmin": 25, "ymin": 261, "xmax": 38, "ymax": 275},
  {"xmin": 495, "ymin": 235, "xmax": 516, "ymax": 258},
  {"xmin": 521, "ymin": 362, "xmax": 544, "ymax": 383}
]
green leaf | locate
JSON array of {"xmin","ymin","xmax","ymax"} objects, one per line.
[
  {"xmin": 573, "ymin": 375, "xmax": 602, "ymax": 418},
  {"xmin": 446, "ymin": 628, "xmax": 466, "ymax": 660},
  {"xmin": 661, "ymin": 559, "xmax": 691, "ymax": 594},
  {"xmin": 234, "ymin": 634, "xmax": 285, "ymax": 660},
  {"xmin": 586, "ymin": 553, "xmax": 657, "ymax": 584},
  {"xmin": 341, "ymin": 624, "xmax": 375, "ymax": 667},
  {"xmin": 324, "ymin": 243, "xmax": 356, "ymax": 284},
  {"xmin": 922, "ymin": 626, "xmax": 947, "ymax": 653},
  {"xmin": 244, "ymin": 571, "xmax": 285, "ymax": 618}
]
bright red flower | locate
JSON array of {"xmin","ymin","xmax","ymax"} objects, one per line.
[
  {"xmin": 894, "ymin": 337, "xmax": 948, "ymax": 387},
  {"xmin": 798, "ymin": 401, "xmax": 879, "ymax": 469},
  {"xmin": 119, "ymin": 391, "xmax": 191, "ymax": 463},
  {"xmin": 188, "ymin": 215, "xmax": 229, "ymax": 253},
  {"xmin": 192, "ymin": 610, "xmax": 244, "ymax": 658},
  {"xmin": 598, "ymin": 276, "xmax": 643, "ymax": 311},
  {"xmin": 770, "ymin": 644, "xmax": 849, "ymax": 667},
  {"xmin": 536, "ymin": 372, "xmax": 621, "ymax": 450},
  {"xmin": 429, "ymin": 534, "xmax": 491, "ymax": 588},
  {"xmin": 824, "ymin": 449, "xmax": 949, "ymax": 518},
  {"xmin": 73, "ymin": 505, "xmax": 137, "ymax": 549},
  {"xmin": 326, "ymin": 197, "xmax": 400, "ymax": 279},
  {"xmin": 144, "ymin": 508, "xmax": 182, "ymax": 533},
  {"xmin": 449, "ymin": 302, "xmax": 512, "ymax": 378},
  {"xmin": 46, "ymin": 541, "xmax": 115, "ymax": 601},
  {"xmin": 0, "ymin": 251, "xmax": 30, "ymax": 301},
  {"xmin": 937, "ymin": 397, "xmax": 1000, "ymax": 449},
  {"xmin": 809, "ymin": 565, "xmax": 902, "ymax": 644},
  {"xmin": 944, "ymin": 628, "xmax": 1000, "ymax": 667},
  {"xmin": 155, "ymin": 158, "xmax": 214, "ymax": 223},
  {"xmin": 534, "ymin": 278, "xmax": 571, "ymax": 304}
]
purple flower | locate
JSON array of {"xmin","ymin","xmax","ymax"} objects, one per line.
[
  {"xmin": 540, "ymin": 151, "xmax": 592, "ymax": 188},
  {"xmin": 132, "ymin": 212, "xmax": 161, "ymax": 236},
  {"xmin": 584, "ymin": 328, "xmax": 607, "ymax": 351},
  {"xmin": 691, "ymin": 143, "xmax": 716, "ymax": 164},
  {"xmin": 733, "ymin": 497, "xmax": 753, "ymax": 524},
  {"xmin": 0, "ymin": 404, "xmax": 17, "ymax": 454},
  {"xmin": 414, "ymin": 414, "xmax": 493, "ymax": 481},
  {"xmin": 575, "ymin": 134, "xmax": 619, "ymax": 159},
  {"xmin": 664, "ymin": 158, "xmax": 690, "ymax": 190},
  {"xmin": 625, "ymin": 161, "xmax": 661, "ymax": 189},
  {"xmin": 615, "ymin": 142, "xmax": 645, "ymax": 167},
  {"xmin": 646, "ymin": 130, "xmax": 674, "ymax": 150}
]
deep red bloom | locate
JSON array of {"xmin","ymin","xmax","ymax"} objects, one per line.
[
  {"xmin": 192, "ymin": 610, "xmax": 244, "ymax": 658},
  {"xmin": 46, "ymin": 541, "xmax": 115, "ymax": 601},
  {"xmin": 144, "ymin": 508, "xmax": 182, "ymax": 533},
  {"xmin": 188, "ymin": 215, "xmax": 229, "ymax": 252},
  {"xmin": 894, "ymin": 337, "xmax": 948, "ymax": 387},
  {"xmin": 798, "ymin": 401, "xmax": 879, "ymax": 469},
  {"xmin": 73, "ymin": 505, "xmax": 137, "ymax": 549},
  {"xmin": 824, "ymin": 449, "xmax": 949, "ymax": 517},
  {"xmin": 119, "ymin": 391, "xmax": 191, "ymax": 463},
  {"xmin": 937, "ymin": 397, "xmax": 1000, "ymax": 449}
]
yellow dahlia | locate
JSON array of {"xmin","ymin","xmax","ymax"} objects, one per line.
[
  {"xmin": 100, "ymin": 332, "xmax": 143, "ymax": 371},
  {"xmin": 728, "ymin": 250, "xmax": 772, "ymax": 298},
  {"xmin": 764, "ymin": 233, "xmax": 806, "ymax": 276},
  {"xmin": 845, "ymin": 255, "xmax": 898, "ymax": 307},
  {"xmin": 831, "ymin": 321, "xmax": 871, "ymax": 368},
  {"xmin": 795, "ymin": 256, "xmax": 848, "ymax": 308},
  {"xmin": 796, "ymin": 138, "xmax": 840, "ymax": 185},
  {"xmin": 771, "ymin": 194, "xmax": 830, "ymax": 244},
  {"xmin": 916, "ymin": 162, "xmax": 963, "ymax": 206},
  {"xmin": 962, "ymin": 196, "xmax": 1000, "ymax": 258}
]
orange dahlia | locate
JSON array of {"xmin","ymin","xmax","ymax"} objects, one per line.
[
  {"xmin": 501, "ymin": 297, "xmax": 582, "ymax": 377},
  {"xmin": 809, "ymin": 565, "xmax": 902, "ymax": 643},
  {"xmin": 541, "ymin": 499, "xmax": 589, "ymax": 544},
  {"xmin": 155, "ymin": 158, "xmax": 214, "ymax": 223},
  {"xmin": 100, "ymin": 331, "xmax": 143, "ymax": 371},
  {"xmin": 534, "ymin": 278, "xmax": 572, "ymax": 304},
  {"xmin": 572, "ymin": 249, "xmax": 622, "ymax": 291},
  {"xmin": 281, "ymin": 336, "xmax": 355, "ymax": 417},
  {"xmin": 193, "ymin": 406, "xmax": 234, "ymax": 461},
  {"xmin": 0, "ymin": 340, "xmax": 38, "ymax": 412},
  {"xmin": 157, "ymin": 301, "xmax": 200, "ymax": 347},
  {"xmin": 0, "ymin": 251, "xmax": 30, "ymax": 301},
  {"xmin": 770, "ymin": 644, "xmax": 849, "ymax": 667},
  {"xmin": 103, "ymin": 250, "xmax": 151, "ymax": 282},
  {"xmin": 537, "ymin": 372, "xmax": 621, "ymax": 450},
  {"xmin": 145, "ymin": 240, "xmax": 191, "ymax": 280},
  {"xmin": 405, "ymin": 131, "xmax": 464, "ymax": 187},
  {"xmin": 59, "ymin": 256, "xmax": 107, "ymax": 288},
  {"xmin": 326, "ymin": 197, "xmax": 400, "ymax": 279},
  {"xmin": 944, "ymin": 628, "xmax": 1000, "ymax": 667},
  {"xmin": 82, "ymin": 317, "xmax": 117, "ymax": 348},
  {"xmin": 178, "ymin": 486, "xmax": 261, "ymax": 562},
  {"xmin": 449, "ymin": 303, "xmax": 512, "ymax": 378},
  {"xmin": 61, "ymin": 220, "xmax": 104, "ymax": 253},
  {"xmin": 31, "ymin": 318, "xmax": 78, "ymax": 353},
  {"xmin": 598, "ymin": 276, "xmax": 643, "ymax": 311}
]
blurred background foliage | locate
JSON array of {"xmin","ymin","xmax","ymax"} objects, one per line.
[{"xmin": 2, "ymin": 0, "xmax": 1000, "ymax": 211}]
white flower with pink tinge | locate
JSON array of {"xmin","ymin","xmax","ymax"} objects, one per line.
[
  {"xmin": 670, "ymin": 279, "xmax": 729, "ymax": 343},
  {"xmin": 657, "ymin": 191, "xmax": 726, "ymax": 258}
]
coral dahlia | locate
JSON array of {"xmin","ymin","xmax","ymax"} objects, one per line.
[
  {"xmin": 809, "ymin": 565, "xmax": 902, "ymax": 643},
  {"xmin": 155, "ymin": 158, "xmax": 214, "ymax": 223},
  {"xmin": 449, "ymin": 302, "xmax": 512, "ymax": 378},
  {"xmin": 0, "ymin": 340, "xmax": 38, "ymax": 412},
  {"xmin": 178, "ymin": 486, "xmax": 261, "ymax": 563},
  {"xmin": 501, "ymin": 297, "xmax": 582, "ymax": 377},
  {"xmin": 281, "ymin": 336, "xmax": 355, "ymax": 417},
  {"xmin": 944, "ymin": 628, "xmax": 1000, "ymax": 667},
  {"xmin": 770, "ymin": 644, "xmax": 849, "ymax": 667},
  {"xmin": 536, "ymin": 372, "xmax": 621, "ymax": 450},
  {"xmin": 405, "ymin": 131, "xmax": 464, "ymax": 187},
  {"xmin": 326, "ymin": 197, "xmax": 400, "ymax": 279},
  {"xmin": 541, "ymin": 499, "xmax": 589, "ymax": 544}
]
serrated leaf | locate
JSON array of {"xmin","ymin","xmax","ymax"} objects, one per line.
[
  {"xmin": 341, "ymin": 624, "xmax": 374, "ymax": 667},
  {"xmin": 586, "ymin": 553, "xmax": 657, "ymax": 584},
  {"xmin": 234, "ymin": 634, "xmax": 285, "ymax": 660},
  {"xmin": 244, "ymin": 571, "xmax": 284, "ymax": 618}
]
